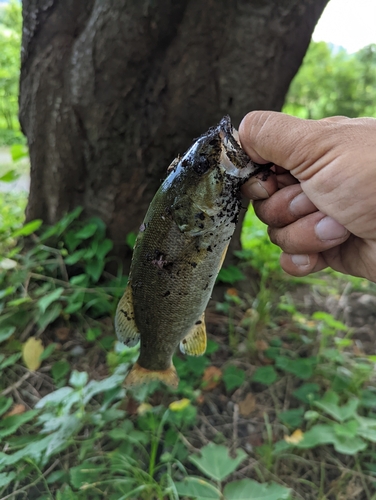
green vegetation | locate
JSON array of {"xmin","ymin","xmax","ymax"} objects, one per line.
[
  {"xmin": 1, "ymin": 4, "xmax": 376, "ymax": 496},
  {"xmin": 283, "ymin": 41, "xmax": 376, "ymax": 119},
  {"xmin": 0, "ymin": 0, "xmax": 24, "ymax": 145}
]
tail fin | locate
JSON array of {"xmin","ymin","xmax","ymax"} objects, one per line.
[{"xmin": 125, "ymin": 363, "xmax": 179, "ymax": 389}]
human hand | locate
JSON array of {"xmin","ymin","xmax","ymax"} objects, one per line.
[{"xmin": 239, "ymin": 111, "xmax": 376, "ymax": 282}]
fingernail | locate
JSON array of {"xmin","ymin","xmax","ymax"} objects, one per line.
[
  {"xmin": 291, "ymin": 254, "xmax": 310, "ymax": 267},
  {"xmin": 315, "ymin": 216, "xmax": 348, "ymax": 241},
  {"xmin": 247, "ymin": 181, "xmax": 269, "ymax": 200},
  {"xmin": 290, "ymin": 192, "xmax": 316, "ymax": 217}
]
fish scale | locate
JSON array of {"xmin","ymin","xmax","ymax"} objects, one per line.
[{"xmin": 115, "ymin": 116, "xmax": 271, "ymax": 387}]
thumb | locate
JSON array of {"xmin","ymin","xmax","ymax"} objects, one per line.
[{"xmin": 238, "ymin": 111, "xmax": 348, "ymax": 181}]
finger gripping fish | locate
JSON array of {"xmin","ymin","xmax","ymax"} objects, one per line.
[{"xmin": 115, "ymin": 116, "xmax": 269, "ymax": 388}]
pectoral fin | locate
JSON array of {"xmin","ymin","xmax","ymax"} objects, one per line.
[
  {"xmin": 115, "ymin": 283, "xmax": 140, "ymax": 347},
  {"xmin": 180, "ymin": 313, "xmax": 207, "ymax": 356}
]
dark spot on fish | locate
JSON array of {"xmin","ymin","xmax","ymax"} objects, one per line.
[
  {"xmin": 120, "ymin": 308, "xmax": 132, "ymax": 321},
  {"xmin": 195, "ymin": 320, "xmax": 202, "ymax": 325},
  {"xmin": 204, "ymin": 282, "xmax": 209, "ymax": 290},
  {"xmin": 182, "ymin": 339, "xmax": 187, "ymax": 344},
  {"xmin": 195, "ymin": 212, "xmax": 205, "ymax": 220},
  {"xmin": 182, "ymin": 159, "xmax": 190, "ymax": 168},
  {"xmin": 208, "ymin": 274, "xmax": 213, "ymax": 278},
  {"xmin": 198, "ymin": 223, "xmax": 204, "ymax": 229},
  {"xmin": 190, "ymin": 262, "xmax": 197, "ymax": 268},
  {"xmin": 151, "ymin": 251, "xmax": 173, "ymax": 271},
  {"xmin": 163, "ymin": 290, "xmax": 171, "ymax": 297},
  {"xmin": 207, "ymin": 246, "xmax": 212, "ymax": 252}
]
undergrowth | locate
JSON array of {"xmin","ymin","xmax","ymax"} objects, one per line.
[{"xmin": 0, "ymin": 185, "xmax": 375, "ymax": 498}]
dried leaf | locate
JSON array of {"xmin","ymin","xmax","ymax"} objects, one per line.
[
  {"xmin": 284, "ymin": 429, "xmax": 304, "ymax": 444},
  {"xmin": 255, "ymin": 340, "xmax": 269, "ymax": 352},
  {"xmin": 238, "ymin": 393, "xmax": 256, "ymax": 417},
  {"xmin": 202, "ymin": 366, "xmax": 222, "ymax": 391},
  {"xmin": 54, "ymin": 327, "xmax": 70, "ymax": 341},
  {"xmin": 3, "ymin": 404, "xmax": 26, "ymax": 419},
  {"xmin": 137, "ymin": 403, "xmax": 152, "ymax": 415},
  {"xmin": 22, "ymin": 337, "xmax": 44, "ymax": 371}
]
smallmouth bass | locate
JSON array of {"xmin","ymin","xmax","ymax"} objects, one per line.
[{"xmin": 115, "ymin": 116, "xmax": 269, "ymax": 388}]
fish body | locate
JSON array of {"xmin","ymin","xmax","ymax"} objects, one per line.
[{"xmin": 115, "ymin": 116, "xmax": 267, "ymax": 387}]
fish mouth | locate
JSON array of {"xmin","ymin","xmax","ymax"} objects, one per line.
[{"xmin": 218, "ymin": 116, "xmax": 271, "ymax": 179}]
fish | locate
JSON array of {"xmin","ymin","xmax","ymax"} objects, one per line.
[{"xmin": 115, "ymin": 116, "xmax": 270, "ymax": 388}]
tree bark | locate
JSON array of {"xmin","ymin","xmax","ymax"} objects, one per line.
[{"xmin": 20, "ymin": 0, "xmax": 329, "ymax": 267}]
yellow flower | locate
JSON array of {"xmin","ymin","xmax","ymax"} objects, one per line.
[
  {"xmin": 169, "ymin": 398, "xmax": 191, "ymax": 412},
  {"xmin": 284, "ymin": 429, "xmax": 304, "ymax": 444}
]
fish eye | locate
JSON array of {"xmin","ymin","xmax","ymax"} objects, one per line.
[{"xmin": 193, "ymin": 154, "xmax": 210, "ymax": 175}]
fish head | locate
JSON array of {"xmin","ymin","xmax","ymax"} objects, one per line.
[{"xmin": 172, "ymin": 116, "xmax": 255, "ymax": 213}]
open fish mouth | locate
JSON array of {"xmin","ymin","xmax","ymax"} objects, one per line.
[{"xmin": 218, "ymin": 115, "xmax": 273, "ymax": 179}]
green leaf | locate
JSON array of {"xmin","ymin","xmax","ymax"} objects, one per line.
[
  {"xmin": 97, "ymin": 238, "xmax": 113, "ymax": 260},
  {"xmin": 0, "ymin": 169, "xmax": 19, "ymax": 182},
  {"xmin": 278, "ymin": 408, "xmax": 305, "ymax": 428},
  {"xmin": 296, "ymin": 423, "xmax": 367, "ymax": 455},
  {"xmin": 206, "ymin": 339, "xmax": 219, "ymax": 354},
  {"xmin": 174, "ymin": 477, "xmax": 221, "ymax": 499},
  {"xmin": 333, "ymin": 419, "xmax": 359, "ymax": 438},
  {"xmin": 217, "ymin": 266, "xmax": 245, "ymax": 284},
  {"xmin": 64, "ymin": 249, "xmax": 87, "ymax": 265},
  {"xmin": 314, "ymin": 391, "xmax": 359, "ymax": 422},
  {"xmin": 51, "ymin": 360, "xmax": 70, "ymax": 382},
  {"xmin": 37, "ymin": 303, "xmax": 62, "ymax": 331},
  {"xmin": 223, "ymin": 365, "xmax": 246, "ymax": 392},
  {"xmin": 0, "ymin": 471, "xmax": 16, "ymax": 488},
  {"xmin": 252, "ymin": 366, "xmax": 278, "ymax": 386},
  {"xmin": 12, "ymin": 219, "xmax": 43, "ymax": 237},
  {"xmin": 85, "ymin": 259, "xmax": 104, "ymax": 282},
  {"xmin": 0, "ymin": 396, "xmax": 13, "ymax": 417},
  {"xmin": 189, "ymin": 443, "xmax": 247, "ymax": 482},
  {"xmin": 0, "ymin": 326, "xmax": 16, "ymax": 343},
  {"xmin": 69, "ymin": 274, "xmax": 88, "ymax": 286},
  {"xmin": 275, "ymin": 356, "xmax": 316, "ymax": 379},
  {"xmin": 223, "ymin": 479, "xmax": 291, "ymax": 499},
  {"xmin": 69, "ymin": 461, "xmax": 103, "ymax": 489},
  {"xmin": 35, "ymin": 387, "xmax": 74, "ymax": 408},
  {"xmin": 126, "ymin": 232, "xmax": 137, "ymax": 250},
  {"xmin": 47, "ymin": 470, "xmax": 68, "ymax": 485},
  {"xmin": 37, "ymin": 288, "xmax": 64, "ymax": 314},
  {"xmin": 10, "ymin": 144, "xmax": 28, "ymax": 161},
  {"xmin": 0, "ymin": 410, "xmax": 38, "ymax": 438},
  {"xmin": 39, "ymin": 342, "xmax": 57, "ymax": 361},
  {"xmin": 0, "ymin": 352, "xmax": 21, "ymax": 370},
  {"xmin": 312, "ymin": 311, "xmax": 347, "ymax": 331},
  {"xmin": 74, "ymin": 222, "xmax": 98, "ymax": 240},
  {"xmin": 86, "ymin": 327, "xmax": 101, "ymax": 341},
  {"xmin": 293, "ymin": 383, "xmax": 320, "ymax": 404},
  {"xmin": 69, "ymin": 370, "xmax": 88, "ymax": 388}
]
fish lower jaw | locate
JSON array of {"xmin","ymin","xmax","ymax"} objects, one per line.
[{"xmin": 220, "ymin": 146, "xmax": 255, "ymax": 179}]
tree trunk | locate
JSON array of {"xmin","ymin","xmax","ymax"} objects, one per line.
[{"xmin": 20, "ymin": 0, "xmax": 329, "ymax": 267}]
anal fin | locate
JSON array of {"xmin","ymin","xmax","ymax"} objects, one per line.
[
  {"xmin": 115, "ymin": 283, "xmax": 140, "ymax": 347},
  {"xmin": 125, "ymin": 363, "xmax": 179, "ymax": 388},
  {"xmin": 180, "ymin": 313, "xmax": 207, "ymax": 356}
]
